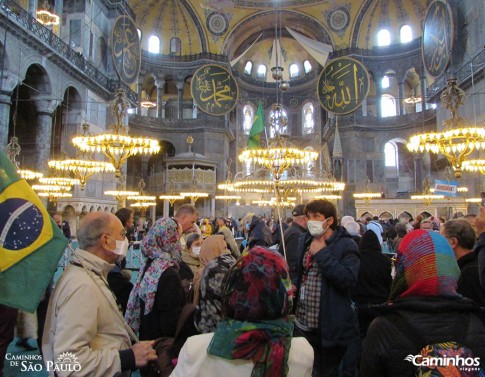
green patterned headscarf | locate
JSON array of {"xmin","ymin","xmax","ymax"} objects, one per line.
[{"xmin": 207, "ymin": 246, "xmax": 294, "ymax": 377}]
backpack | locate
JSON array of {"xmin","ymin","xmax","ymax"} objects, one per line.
[{"xmin": 387, "ymin": 311, "xmax": 485, "ymax": 377}]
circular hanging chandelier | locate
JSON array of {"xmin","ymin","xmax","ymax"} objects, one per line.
[
  {"xmin": 352, "ymin": 176, "xmax": 381, "ymax": 204},
  {"xmin": 159, "ymin": 194, "xmax": 184, "ymax": 206},
  {"xmin": 105, "ymin": 190, "xmax": 140, "ymax": 207},
  {"xmin": 6, "ymin": 136, "xmax": 44, "ymax": 180},
  {"xmin": 215, "ymin": 194, "xmax": 242, "ymax": 205},
  {"xmin": 39, "ymin": 176, "xmax": 80, "ymax": 188},
  {"xmin": 72, "ymin": 89, "xmax": 161, "ymax": 179},
  {"xmin": 49, "ymin": 124, "xmax": 116, "ymax": 190},
  {"xmin": 462, "ymin": 159, "xmax": 485, "ymax": 175},
  {"xmin": 410, "ymin": 176, "xmax": 444, "ymax": 206},
  {"xmin": 180, "ymin": 192, "xmax": 209, "ymax": 204},
  {"xmin": 37, "ymin": 192, "xmax": 73, "ymax": 204},
  {"xmin": 407, "ymin": 78, "xmax": 485, "ymax": 178}
]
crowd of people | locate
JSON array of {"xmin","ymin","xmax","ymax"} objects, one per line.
[{"xmin": 1, "ymin": 200, "xmax": 485, "ymax": 377}]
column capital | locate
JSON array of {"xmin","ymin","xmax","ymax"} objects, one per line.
[
  {"xmin": 32, "ymin": 95, "xmax": 59, "ymax": 115},
  {"xmin": 155, "ymin": 80, "xmax": 165, "ymax": 88},
  {"xmin": 0, "ymin": 72, "xmax": 20, "ymax": 94},
  {"xmin": 175, "ymin": 81, "xmax": 184, "ymax": 91}
]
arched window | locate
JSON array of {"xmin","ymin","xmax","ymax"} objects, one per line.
[
  {"xmin": 377, "ymin": 29, "xmax": 391, "ymax": 46},
  {"xmin": 302, "ymin": 102, "xmax": 314, "ymax": 134},
  {"xmin": 382, "ymin": 75, "xmax": 390, "ymax": 89},
  {"xmin": 305, "ymin": 146, "xmax": 315, "ymax": 176},
  {"xmin": 245, "ymin": 160, "xmax": 251, "ymax": 176},
  {"xmin": 384, "ymin": 141, "xmax": 398, "ymax": 167},
  {"xmin": 148, "ymin": 35, "xmax": 160, "ymax": 53},
  {"xmin": 381, "ymin": 94, "xmax": 397, "ymax": 117},
  {"xmin": 303, "ymin": 60, "xmax": 312, "ymax": 73},
  {"xmin": 242, "ymin": 104, "xmax": 254, "ymax": 135},
  {"xmin": 400, "ymin": 25, "xmax": 413, "ymax": 43},
  {"xmin": 244, "ymin": 61, "xmax": 253, "ymax": 75},
  {"xmin": 170, "ymin": 37, "xmax": 181, "ymax": 54},
  {"xmin": 289, "ymin": 63, "xmax": 299, "ymax": 78},
  {"xmin": 137, "ymin": 29, "xmax": 142, "ymax": 40},
  {"xmin": 268, "ymin": 105, "xmax": 288, "ymax": 138},
  {"xmin": 257, "ymin": 64, "xmax": 267, "ymax": 78}
]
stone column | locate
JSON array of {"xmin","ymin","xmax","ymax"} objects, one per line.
[
  {"xmin": 155, "ymin": 80, "xmax": 165, "ymax": 118},
  {"xmin": 375, "ymin": 76, "xmax": 382, "ymax": 118},
  {"xmin": 0, "ymin": 73, "xmax": 19, "ymax": 148},
  {"xmin": 136, "ymin": 80, "xmax": 143, "ymax": 115},
  {"xmin": 163, "ymin": 200, "xmax": 169, "ymax": 218},
  {"xmin": 176, "ymin": 81, "xmax": 184, "ymax": 119},
  {"xmin": 33, "ymin": 96, "xmax": 58, "ymax": 171},
  {"xmin": 398, "ymin": 80, "xmax": 405, "ymax": 115},
  {"xmin": 419, "ymin": 73, "xmax": 427, "ymax": 110},
  {"xmin": 28, "ymin": 0, "xmax": 38, "ymax": 18},
  {"xmin": 414, "ymin": 157, "xmax": 423, "ymax": 193}
]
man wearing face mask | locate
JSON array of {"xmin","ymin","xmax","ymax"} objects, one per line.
[
  {"xmin": 294, "ymin": 199, "xmax": 360, "ymax": 377},
  {"xmin": 42, "ymin": 212, "xmax": 157, "ymax": 377}
]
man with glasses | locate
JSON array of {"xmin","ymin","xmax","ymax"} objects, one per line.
[
  {"xmin": 441, "ymin": 218, "xmax": 485, "ymax": 306},
  {"xmin": 42, "ymin": 212, "xmax": 157, "ymax": 377}
]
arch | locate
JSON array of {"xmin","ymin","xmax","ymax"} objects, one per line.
[
  {"xmin": 268, "ymin": 104, "xmax": 288, "ymax": 137},
  {"xmin": 52, "ymin": 86, "xmax": 82, "ymax": 158},
  {"xmin": 381, "ymin": 94, "xmax": 397, "ymax": 117},
  {"xmin": 170, "ymin": 37, "xmax": 182, "ymax": 55},
  {"xmin": 303, "ymin": 60, "xmax": 312, "ymax": 73},
  {"xmin": 104, "ymin": 206, "xmax": 109, "ymax": 212},
  {"xmin": 257, "ymin": 64, "xmax": 267, "ymax": 78},
  {"xmin": 97, "ymin": 206, "xmax": 102, "ymax": 212},
  {"xmin": 379, "ymin": 211, "xmax": 393, "ymax": 220},
  {"xmin": 148, "ymin": 35, "xmax": 160, "ymax": 53},
  {"xmin": 24, "ymin": 64, "xmax": 52, "ymax": 95},
  {"xmin": 244, "ymin": 61, "xmax": 253, "ymax": 75},
  {"xmin": 89, "ymin": 206, "xmax": 95, "ymax": 212},
  {"xmin": 359, "ymin": 211, "xmax": 374, "ymax": 219},
  {"xmin": 398, "ymin": 211, "xmax": 413, "ymax": 220},
  {"xmin": 222, "ymin": 10, "xmax": 332, "ymax": 60},
  {"xmin": 242, "ymin": 103, "xmax": 255, "ymax": 135},
  {"xmin": 302, "ymin": 102, "xmax": 314, "ymax": 135},
  {"xmin": 400, "ymin": 25, "xmax": 413, "ymax": 43},
  {"xmin": 289, "ymin": 63, "xmax": 299, "ymax": 78},
  {"xmin": 377, "ymin": 29, "xmax": 391, "ymax": 47}
]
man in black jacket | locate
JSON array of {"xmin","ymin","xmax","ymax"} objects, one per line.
[
  {"xmin": 278, "ymin": 204, "xmax": 307, "ymax": 285},
  {"xmin": 441, "ymin": 218, "xmax": 485, "ymax": 306},
  {"xmin": 294, "ymin": 199, "xmax": 360, "ymax": 377}
]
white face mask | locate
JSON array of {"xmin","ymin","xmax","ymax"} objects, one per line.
[
  {"xmin": 307, "ymin": 218, "xmax": 331, "ymax": 238},
  {"xmin": 108, "ymin": 236, "xmax": 129, "ymax": 261},
  {"xmin": 191, "ymin": 246, "xmax": 201, "ymax": 256}
]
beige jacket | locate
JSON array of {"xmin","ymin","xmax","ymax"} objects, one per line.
[
  {"xmin": 170, "ymin": 333, "xmax": 314, "ymax": 377},
  {"xmin": 42, "ymin": 248, "xmax": 132, "ymax": 377}
]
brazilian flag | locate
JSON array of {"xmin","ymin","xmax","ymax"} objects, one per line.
[{"xmin": 0, "ymin": 150, "xmax": 67, "ymax": 312}]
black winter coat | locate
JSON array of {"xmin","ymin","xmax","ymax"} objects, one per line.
[
  {"xmin": 295, "ymin": 225, "xmax": 360, "ymax": 346},
  {"xmin": 361, "ymin": 296, "xmax": 485, "ymax": 377}
]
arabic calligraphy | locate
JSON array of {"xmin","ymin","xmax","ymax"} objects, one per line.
[
  {"xmin": 111, "ymin": 16, "xmax": 141, "ymax": 85},
  {"xmin": 317, "ymin": 57, "xmax": 370, "ymax": 115},
  {"xmin": 422, "ymin": 0, "xmax": 453, "ymax": 78},
  {"xmin": 191, "ymin": 65, "xmax": 238, "ymax": 116}
]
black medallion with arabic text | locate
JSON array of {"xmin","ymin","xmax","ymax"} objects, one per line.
[
  {"xmin": 317, "ymin": 57, "xmax": 370, "ymax": 115},
  {"xmin": 191, "ymin": 64, "xmax": 238, "ymax": 116},
  {"xmin": 111, "ymin": 15, "xmax": 141, "ymax": 85},
  {"xmin": 422, "ymin": 0, "xmax": 453, "ymax": 78}
]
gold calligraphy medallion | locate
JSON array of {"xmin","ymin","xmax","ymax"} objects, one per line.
[
  {"xmin": 422, "ymin": 0, "xmax": 453, "ymax": 78},
  {"xmin": 191, "ymin": 64, "xmax": 238, "ymax": 116},
  {"xmin": 111, "ymin": 15, "xmax": 141, "ymax": 85},
  {"xmin": 317, "ymin": 57, "xmax": 370, "ymax": 115}
]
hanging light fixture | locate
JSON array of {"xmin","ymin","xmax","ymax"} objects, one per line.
[
  {"xmin": 6, "ymin": 83, "xmax": 44, "ymax": 180},
  {"xmin": 140, "ymin": 90, "xmax": 157, "ymax": 108},
  {"xmin": 6, "ymin": 137, "xmax": 44, "ymax": 180},
  {"xmin": 72, "ymin": 89, "xmax": 161, "ymax": 179},
  {"xmin": 36, "ymin": 0, "xmax": 60, "ymax": 26},
  {"xmin": 353, "ymin": 176, "xmax": 381, "ymax": 204},
  {"xmin": 49, "ymin": 124, "xmax": 116, "ymax": 190},
  {"xmin": 105, "ymin": 190, "xmax": 140, "ymax": 208},
  {"xmin": 407, "ymin": 78, "xmax": 485, "ymax": 178},
  {"xmin": 410, "ymin": 176, "xmax": 444, "ymax": 206},
  {"xmin": 158, "ymin": 194, "xmax": 184, "ymax": 206},
  {"xmin": 404, "ymin": 89, "xmax": 421, "ymax": 104}
]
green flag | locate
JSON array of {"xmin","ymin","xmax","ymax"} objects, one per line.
[
  {"xmin": 248, "ymin": 102, "xmax": 265, "ymax": 149},
  {"xmin": 0, "ymin": 150, "xmax": 67, "ymax": 312}
]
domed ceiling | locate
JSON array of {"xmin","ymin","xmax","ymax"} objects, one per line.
[{"xmin": 131, "ymin": 0, "xmax": 428, "ymax": 80}]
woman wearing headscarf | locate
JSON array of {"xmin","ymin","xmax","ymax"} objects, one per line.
[
  {"xmin": 171, "ymin": 246, "xmax": 314, "ymax": 377},
  {"xmin": 193, "ymin": 235, "xmax": 236, "ymax": 333},
  {"xmin": 125, "ymin": 217, "xmax": 186, "ymax": 341},
  {"xmin": 182, "ymin": 233, "xmax": 203, "ymax": 275},
  {"xmin": 361, "ymin": 230, "xmax": 485, "ymax": 377}
]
